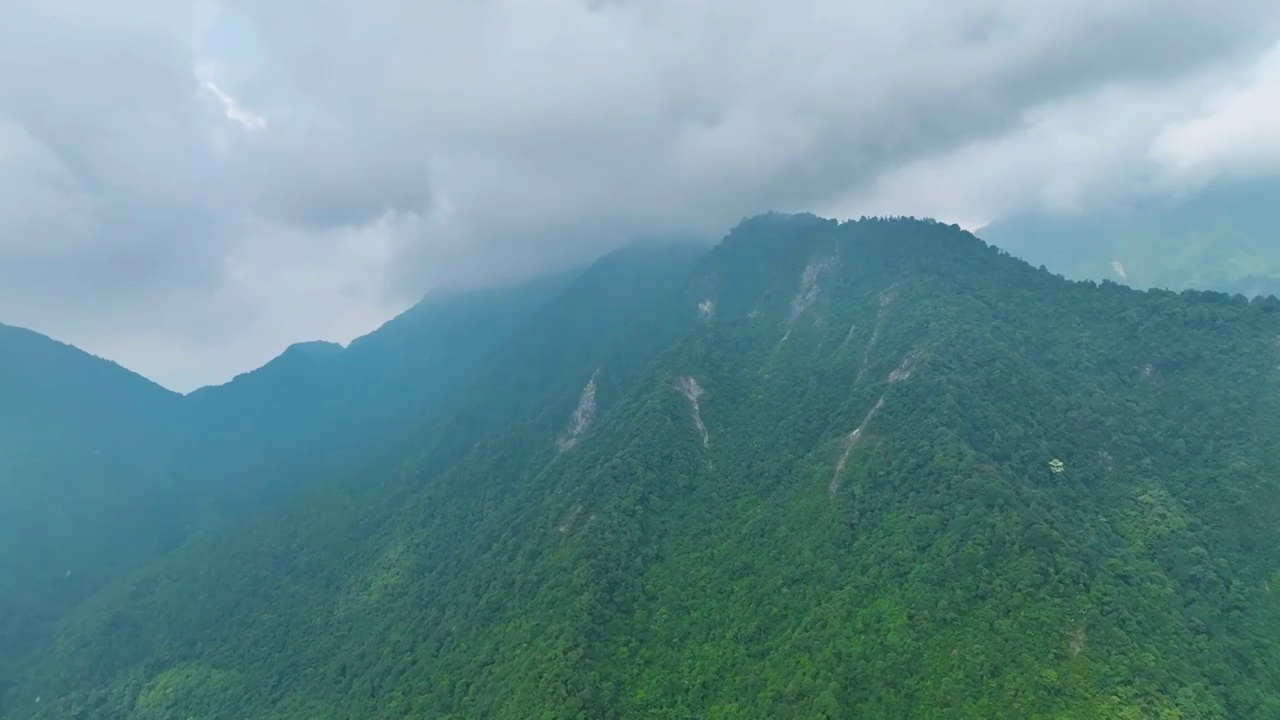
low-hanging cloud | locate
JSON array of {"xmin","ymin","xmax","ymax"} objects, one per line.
[{"xmin": 3, "ymin": 0, "xmax": 1280, "ymax": 390}]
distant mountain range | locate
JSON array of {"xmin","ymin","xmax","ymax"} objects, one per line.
[{"xmin": 979, "ymin": 178, "xmax": 1280, "ymax": 297}]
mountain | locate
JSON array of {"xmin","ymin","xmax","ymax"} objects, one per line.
[
  {"xmin": 978, "ymin": 178, "xmax": 1280, "ymax": 297},
  {"xmin": 177, "ymin": 270, "xmax": 577, "ymax": 505},
  {"xmin": 0, "ymin": 324, "xmax": 187, "ymax": 697},
  {"xmin": 7, "ymin": 215, "xmax": 1280, "ymax": 719},
  {"xmin": 0, "ymin": 239, "xmax": 707, "ymax": 715}
]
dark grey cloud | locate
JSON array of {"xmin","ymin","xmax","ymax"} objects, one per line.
[{"xmin": 3, "ymin": 0, "xmax": 1280, "ymax": 389}]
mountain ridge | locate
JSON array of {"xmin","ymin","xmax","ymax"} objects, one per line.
[
  {"xmin": 6, "ymin": 215, "xmax": 1279, "ymax": 718},
  {"xmin": 0, "ymin": 238, "xmax": 709, "ymax": 713}
]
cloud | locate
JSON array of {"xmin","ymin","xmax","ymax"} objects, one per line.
[
  {"xmin": 829, "ymin": 35, "xmax": 1280, "ymax": 226},
  {"xmin": 3, "ymin": 0, "xmax": 1280, "ymax": 389},
  {"xmin": 1151, "ymin": 43, "xmax": 1280, "ymax": 187},
  {"xmin": 87, "ymin": 212, "xmax": 417, "ymax": 391},
  {"xmin": 829, "ymin": 72, "xmax": 1226, "ymax": 226}
]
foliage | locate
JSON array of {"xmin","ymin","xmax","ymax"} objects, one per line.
[
  {"xmin": 5, "ymin": 217, "xmax": 1280, "ymax": 718},
  {"xmin": 0, "ymin": 244, "xmax": 700, "ymax": 711}
]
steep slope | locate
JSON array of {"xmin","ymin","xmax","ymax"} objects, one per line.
[
  {"xmin": 9, "ymin": 217, "xmax": 1280, "ymax": 719},
  {"xmin": 0, "ymin": 325, "xmax": 187, "ymax": 700},
  {"xmin": 178, "ymin": 271, "xmax": 577, "ymax": 505},
  {"xmin": 0, "ymin": 238, "xmax": 708, "ymax": 719},
  {"xmin": 0, "ymin": 241, "xmax": 707, "ymax": 715},
  {"xmin": 0, "ymin": 274, "xmax": 578, "ymax": 701},
  {"xmin": 979, "ymin": 178, "xmax": 1280, "ymax": 297}
]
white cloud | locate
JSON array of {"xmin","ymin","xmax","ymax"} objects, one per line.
[
  {"xmin": 198, "ymin": 74, "xmax": 268, "ymax": 132},
  {"xmin": 1151, "ymin": 42, "xmax": 1280, "ymax": 186},
  {"xmin": 827, "ymin": 43, "xmax": 1280, "ymax": 225},
  {"xmin": 89, "ymin": 212, "xmax": 416, "ymax": 391},
  {"xmin": 3, "ymin": 0, "xmax": 1280, "ymax": 389}
]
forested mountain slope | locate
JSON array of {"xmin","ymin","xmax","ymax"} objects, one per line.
[
  {"xmin": 979, "ymin": 178, "xmax": 1280, "ymax": 297},
  {"xmin": 0, "ymin": 240, "xmax": 706, "ymax": 718},
  {"xmin": 177, "ymin": 270, "xmax": 577, "ymax": 505},
  {"xmin": 0, "ymin": 278, "xmax": 569, "ymax": 702},
  {"xmin": 8, "ymin": 215, "xmax": 1280, "ymax": 719},
  {"xmin": 0, "ymin": 324, "xmax": 189, "ymax": 698}
]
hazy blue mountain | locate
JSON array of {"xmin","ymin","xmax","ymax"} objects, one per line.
[
  {"xmin": 0, "ymin": 238, "xmax": 709, "ymax": 712},
  {"xmin": 178, "ymin": 271, "xmax": 577, "ymax": 505},
  {"xmin": 978, "ymin": 178, "xmax": 1280, "ymax": 297},
  {"xmin": 0, "ymin": 324, "xmax": 187, "ymax": 696}
]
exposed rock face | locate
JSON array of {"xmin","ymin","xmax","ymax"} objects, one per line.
[
  {"xmin": 674, "ymin": 375, "xmax": 709, "ymax": 448},
  {"xmin": 889, "ymin": 349, "xmax": 923, "ymax": 383},
  {"xmin": 556, "ymin": 369, "xmax": 601, "ymax": 451},
  {"xmin": 829, "ymin": 396, "xmax": 885, "ymax": 498},
  {"xmin": 858, "ymin": 283, "xmax": 899, "ymax": 382},
  {"xmin": 782, "ymin": 255, "xmax": 836, "ymax": 341}
]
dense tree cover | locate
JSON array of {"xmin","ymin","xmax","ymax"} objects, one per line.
[
  {"xmin": 6, "ymin": 216, "xmax": 1280, "ymax": 718},
  {"xmin": 980, "ymin": 177, "xmax": 1280, "ymax": 297},
  {"xmin": 0, "ymin": 324, "xmax": 191, "ymax": 699},
  {"xmin": 0, "ymin": 243, "xmax": 703, "ymax": 712}
]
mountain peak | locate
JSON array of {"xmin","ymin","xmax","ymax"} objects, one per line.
[
  {"xmin": 7, "ymin": 214, "xmax": 1280, "ymax": 719},
  {"xmin": 281, "ymin": 340, "xmax": 345, "ymax": 361}
]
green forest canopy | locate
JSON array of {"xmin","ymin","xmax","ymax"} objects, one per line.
[{"xmin": 4, "ymin": 215, "xmax": 1280, "ymax": 719}]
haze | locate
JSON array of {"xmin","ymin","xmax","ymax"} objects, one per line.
[{"xmin": 3, "ymin": 0, "xmax": 1280, "ymax": 390}]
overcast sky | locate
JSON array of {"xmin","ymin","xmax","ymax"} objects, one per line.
[{"xmin": 3, "ymin": 0, "xmax": 1280, "ymax": 391}]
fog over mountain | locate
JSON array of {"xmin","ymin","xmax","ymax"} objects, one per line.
[
  {"xmin": 4, "ymin": 0, "xmax": 1280, "ymax": 389},
  {"xmin": 7, "ymin": 8, "xmax": 1280, "ymax": 716},
  {"xmin": 979, "ymin": 177, "xmax": 1280, "ymax": 297},
  {"xmin": 7, "ymin": 215, "xmax": 1280, "ymax": 719}
]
